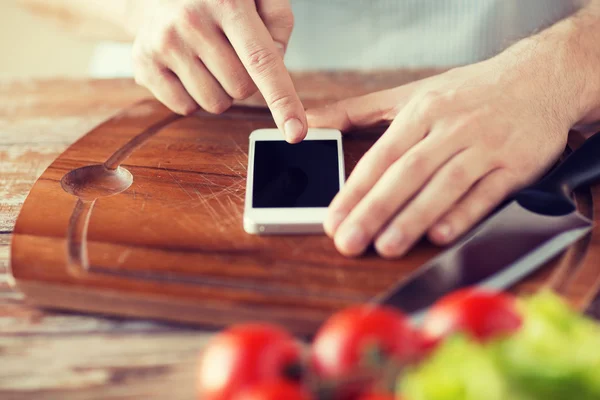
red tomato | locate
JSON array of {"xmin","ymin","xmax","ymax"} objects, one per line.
[
  {"xmin": 197, "ymin": 324, "xmax": 302, "ymax": 400},
  {"xmin": 414, "ymin": 330, "xmax": 440, "ymax": 358},
  {"xmin": 422, "ymin": 288, "xmax": 522, "ymax": 342},
  {"xmin": 232, "ymin": 381, "xmax": 313, "ymax": 400},
  {"xmin": 311, "ymin": 305, "xmax": 418, "ymax": 381}
]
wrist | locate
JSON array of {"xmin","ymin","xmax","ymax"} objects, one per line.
[{"xmin": 491, "ymin": 7, "xmax": 600, "ymax": 129}]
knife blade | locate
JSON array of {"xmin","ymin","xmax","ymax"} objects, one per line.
[{"xmin": 377, "ymin": 131, "xmax": 600, "ymax": 319}]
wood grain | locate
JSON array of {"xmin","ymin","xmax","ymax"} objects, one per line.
[
  {"xmin": 0, "ymin": 333, "xmax": 202, "ymax": 400},
  {"xmin": 0, "ymin": 78, "xmax": 193, "ymax": 400}
]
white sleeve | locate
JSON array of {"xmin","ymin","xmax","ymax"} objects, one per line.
[{"xmin": 89, "ymin": 42, "xmax": 134, "ymax": 78}]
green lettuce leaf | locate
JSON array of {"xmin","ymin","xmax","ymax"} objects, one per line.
[
  {"xmin": 496, "ymin": 290, "xmax": 600, "ymax": 400},
  {"xmin": 398, "ymin": 335, "xmax": 512, "ymax": 400}
]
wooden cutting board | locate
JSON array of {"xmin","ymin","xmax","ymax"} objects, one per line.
[{"xmin": 9, "ymin": 82, "xmax": 600, "ymax": 335}]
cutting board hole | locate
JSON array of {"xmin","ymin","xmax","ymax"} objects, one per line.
[{"xmin": 61, "ymin": 165, "xmax": 133, "ymax": 201}]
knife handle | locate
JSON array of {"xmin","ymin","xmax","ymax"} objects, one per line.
[{"xmin": 528, "ymin": 132, "xmax": 600, "ymax": 197}]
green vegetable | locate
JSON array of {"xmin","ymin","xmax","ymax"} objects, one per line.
[
  {"xmin": 397, "ymin": 291, "xmax": 600, "ymax": 400},
  {"xmin": 398, "ymin": 335, "xmax": 511, "ymax": 400},
  {"xmin": 497, "ymin": 290, "xmax": 600, "ymax": 400}
]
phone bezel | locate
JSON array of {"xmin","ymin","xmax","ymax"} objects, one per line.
[{"xmin": 244, "ymin": 128, "xmax": 345, "ymax": 234}]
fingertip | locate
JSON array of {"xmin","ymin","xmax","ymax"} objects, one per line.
[
  {"xmin": 323, "ymin": 223, "xmax": 334, "ymax": 238},
  {"xmin": 333, "ymin": 224, "xmax": 369, "ymax": 258},
  {"xmin": 324, "ymin": 211, "xmax": 344, "ymax": 238},
  {"xmin": 334, "ymin": 240, "xmax": 364, "ymax": 258},
  {"xmin": 375, "ymin": 245, "xmax": 403, "ymax": 260},
  {"xmin": 283, "ymin": 117, "xmax": 306, "ymax": 143},
  {"xmin": 284, "ymin": 134, "xmax": 303, "ymax": 144},
  {"xmin": 428, "ymin": 222, "xmax": 454, "ymax": 245},
  {"xmin": 374, "ymin": 226, "xmax": 407, "ymax": 259},
  {"xmin": 323, "ymin": 221, "xmax": 336, "ymax": 238}
]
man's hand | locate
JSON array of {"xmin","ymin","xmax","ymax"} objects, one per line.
[
  {"xmin": 307, "ymin": 58, "xmax": 582, "ymax": 258},
  {"xmin": 308, "ymin": 0, "xmax": 600, "ymax": 259},
  {"xmin": 130, "ymin": 0, "xmax": 306, "ymax": 143}
]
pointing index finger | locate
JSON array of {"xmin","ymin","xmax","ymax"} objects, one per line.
[{"xmin": 222, "ymin": 7, "xmax": 306, "ymax": 143}]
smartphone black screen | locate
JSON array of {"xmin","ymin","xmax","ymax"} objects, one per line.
[{"xmin": 252, "ymin": 140, "xmax": 340, "ymax": 208}]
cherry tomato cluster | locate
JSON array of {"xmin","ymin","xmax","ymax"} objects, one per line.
[{"xmin": 196, "ymin": 288, "xmax": 522, "ymax": 400}]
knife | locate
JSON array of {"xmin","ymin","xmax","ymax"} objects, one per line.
[{"xmin": 376, "ymin": 132, "xmax": 600, "ymax": 320}]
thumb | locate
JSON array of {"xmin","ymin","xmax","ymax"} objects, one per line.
[
  {"xmin": 257, "ymin": 0, "xmax": 294, "ymax": 58},
  {"xmin": 306, "ymin": 81, "xmax": 423, "ymax": 132}
]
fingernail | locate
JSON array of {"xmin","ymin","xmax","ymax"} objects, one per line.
[
  {"xmin": 376, "ymin": 226, "xmax": 404, "ymax": 255},
  {"xmin": 284, "ymin": 118, "xmax": 304, "ymax": 143},
  {"xmin": 324, "ymin": 211, "xmax": 345, "ymax": 236},
  {"xmin": 434, "ymin": 223, "xmax": 452, "ymax": 242},
  {"xmin": 336, "ymin": 225, "xmax": 366, "ymax": 255}
]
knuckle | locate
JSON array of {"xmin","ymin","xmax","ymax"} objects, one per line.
[
  {"xmin": 280, "ymin": 10, "xmax": 295, "ymax": 29},
  {"xmin": 470, "ymin": 196, "xmax": 492, "ymax": 218},
  {"xmin": 382, "ymin": 143, "xmax": 404, "ymax": 166},
  {"xmin": 204, "ymin": 97, "xmax": 233, "ymax": 114},
  {"xmin": 268, "ymin": 8, "xmax": 295, "ymax": 29},
  {"xmin": 472, "ymin": 175, "xmax": 513, "ymax": 214},
  {"xmin": 477, "ymin": 103, "xmax": 494, "ymax": 118},
  {"xmin": 212, "ymin": 0, "xmax": 238, "ymax": 7},
  {"xmin": 173, "ymin": 101, "xmax": 198, "ymax": 116},
  {"xmin": 348, "ymin": 157, "xmax": 378, "ymax": 187},
  {"xmin": 481, "ymin": 129, "xmax": 508, "ymax": 150},
  {"xmin": 230, "ymin": 79, "xmax": 256, "ymax": 100},
  {"xmin": 359, "ymin": 146, "xmax": 392, "ymax": 173},
  {"xmin": 445, "ymin": 114, "xmax": 474, "ymax": 139},
  {"xmin": 177, "ymin": 5, "xmax": 202, "ymax": 30},
  {"xmin": 156, "ymin": 26, "xmax": 179, "ymax": 54},
  {"xmin": 402, "ymin": 213, "xmax": 428, "ymax": 237},
  {"xmin": 417, "ymin": 90, "xmax": 445, "ymax": 116},
  {"xmin": 410, "ymin": 204, "xmax": 431, "ymax": 225},
  {"xmin": 464, "ymin": 193, "xmax": 498, "ymax": 225},
  {"xmin": 477, "ymin": 115, "xmax": 510, "ymax": 150},
  {"xmin": 246, "ymin": 46, "xmax": 279, "ymax": 74},
  {"xmin": 442, "ymin": 88, "xmax": 458, "ymax": 102},
  {"xmin": 215, "ymin": 0, "xmax": 246, "ymax": 21},
  {"xmin": 447, "ymin": 163, "xmax": 468, "ymax": 183},
  {"xmin": 402, "ymin": 151, "xmax": 427, "ymax": 175},
  {"xmin": 452, "ymin": 201, "xmax": 476, "ymax": 226},
  {"xmin": 365, "ymin": 199, "xmax": 395, "ymax": 223},
  {"xmin": 267, "ymin": 91, "xmax": 297, "ymax": 112}
]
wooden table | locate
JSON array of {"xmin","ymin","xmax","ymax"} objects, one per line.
[{"xmin": 0, "ymin": 72, "xmax": 438, "ymax": 399}]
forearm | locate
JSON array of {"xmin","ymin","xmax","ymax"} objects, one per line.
[
  {"xmin": 491, "ymin": 0, "xmax": 600, "ymax": 128},
  {"xmin": 16, "ymin": 0, "xmax": 142, "ymax": 41}
]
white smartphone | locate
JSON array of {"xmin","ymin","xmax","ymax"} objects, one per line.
[{"xmin": 244, "ymin": 128, "xmax": 345, "ymax": 234}]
